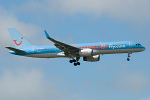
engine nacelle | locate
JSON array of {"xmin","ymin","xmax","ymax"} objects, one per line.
[
  {"xmin": 83, "ymin": 55, "xmax": 100, "ymax": 62},
  {"xmin": 79, "ymin": 49, "xmax": 93, "ymax": 57}
]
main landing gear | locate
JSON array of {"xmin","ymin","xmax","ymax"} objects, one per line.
[
  {"xmin": 127, "ymin": 53, "xmax": 132, "ymax": 61},
  {"xmin": 69, "ymin": 57, "xmax": 80, "ymax": 66}
]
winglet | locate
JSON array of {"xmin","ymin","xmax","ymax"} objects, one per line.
[{"xmin": 44, "ymin": 30, "xmax": 51, "ymax": 39}]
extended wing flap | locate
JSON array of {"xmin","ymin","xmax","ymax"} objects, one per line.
[{"xmin": 6, "ymin": 47, "xmax": 26, "ymax": 53}]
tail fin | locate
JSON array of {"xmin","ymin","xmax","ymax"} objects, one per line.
[{"xmin": 8, "ymin": 28, "xmax": 33, "ymax": 49}]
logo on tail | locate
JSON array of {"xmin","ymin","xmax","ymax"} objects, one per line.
[{"xmin": 13, "ymin": 37, "xmax": 23, "ymax": 46}]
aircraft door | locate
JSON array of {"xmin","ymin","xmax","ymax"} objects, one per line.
[{"xmin": 129, "ymin": 43, "xmax": 132, "ymax": 48}]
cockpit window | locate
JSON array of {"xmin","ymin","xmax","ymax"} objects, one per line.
[{"xmin": 136, "ymin": 44, "xmax": 141, "ymax": 46}]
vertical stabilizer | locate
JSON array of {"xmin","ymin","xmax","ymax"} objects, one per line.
[{"xmin": 8, "ymin": 28, "xmax": 33, "ymax": 49}]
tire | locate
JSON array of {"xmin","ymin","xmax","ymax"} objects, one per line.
[
  {"xmin": 74, "ymin": 63, "xmax": 77, "ymax": 66},
  {"xmin": 69, "ymin": 60, "xmax": 73, "ymax": 63},
  {"xmin": 77, "ymin": 62, "xmax": 80, "ymax": 65}
]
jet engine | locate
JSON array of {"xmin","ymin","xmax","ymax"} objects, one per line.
[
  {"xmin": 79, "ymin": 48, "xmax": 93, "ymax": 56},
  {"xmin": 83, "ymin": 55, "xmax": 100, "ymax": 62}
]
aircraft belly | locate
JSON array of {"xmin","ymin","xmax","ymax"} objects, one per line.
[{"xmin": 25, "ymin": 53, "xmax": 66, "ymax": 58}]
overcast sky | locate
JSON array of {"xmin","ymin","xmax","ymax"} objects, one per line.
[{"xmin": 0, "ymin": 0, "xmax": 150, "ymax": 100}]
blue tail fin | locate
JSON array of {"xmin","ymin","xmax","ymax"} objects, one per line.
[{"xmin": 8, "ymin": 28, "xmax": 33, "ymax": 49}]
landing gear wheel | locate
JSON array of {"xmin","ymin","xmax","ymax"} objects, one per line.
[
  {"xmin": 127, "ymin": 58, "xmax": 130, "ymax": 61},
  {"xmin": 69, "ymin": 60, "xmax": 73, "ymax": 63},
  {"xmin": 77, "ymin": 62, "xmax": 80, "ymax": 65},
  {"xmin": 74, "ymin": 63, "xmax": 77, "ymax": 66},
  {"xmin": 70, "ymin": 57, "xmax": 81, "ymax": 66}
]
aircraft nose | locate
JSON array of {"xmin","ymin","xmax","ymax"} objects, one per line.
[{"xmin": 142, "ymin": 46, "xmax": 145, "ymax": 51}]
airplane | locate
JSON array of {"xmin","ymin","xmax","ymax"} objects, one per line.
[{"xmin": 6, "ymin": 28, "xmax": 145, "ymax": 66}]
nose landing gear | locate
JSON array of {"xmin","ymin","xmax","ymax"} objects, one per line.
[
  {"xmin": 127, "ymin": 58, "xmax": 130, "ymax": 61},
  {"xmin": 127, "ymin": 53, "xmax": 132, "ymax": 61}
]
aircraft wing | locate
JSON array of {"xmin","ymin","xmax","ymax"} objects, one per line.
[{"xmin": 44, "ymin": 31, "xmax": 81, "ymax": 57}]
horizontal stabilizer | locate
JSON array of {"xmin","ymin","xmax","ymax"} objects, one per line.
[{"xmin": 6, "ymin": 47, "xmax": 26, "ymax": 53}]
